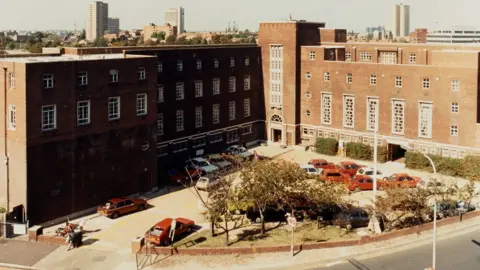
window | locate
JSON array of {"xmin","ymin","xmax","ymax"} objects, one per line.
[
  {"xmin": 392, "ymin": 100, "xmax": 405, "ymax": 135},
  {"xmin": 305, "ymin": 72, "xmax": 312, "ymax": 79},
  {"xmin": 157, "ymin": 144, "xmax": 168, "ymax": 157},
  {"xmin": 305, "ymin": 110, "xmax": 311, "ymax": 117},
  {"xmin": 229, "ymin": 101, "xmax": 236, "ymax": 120},
  {"xmin": 270, "ymin": 45, "xmax": 284, "ymax": 106},
  {"xmin": 324, "ymin": 72, "xmax": 330, "ymax": 81},
  {"xmin": 176, "ymin": 60, "xmax": 183, "ymax": 71},
  {"xmin": 451, "ymin": 80, "xmax": 460, "ymax": 91},
  {"xmin": 422, "ymin": 78, "xmax": 430, "ymax": 89},
  {"xmin": 212, "ymin": 104, "xmax": 220, "ymax": 124},
  {"xmin": 230, "ymin": 57, "xmax": 235, "ymax": 67},
  {"xmin": 195, "ymin": 107, "xmax": 203, "ymax": 128},
  {"xmin": 195, "ymin": 80, "xmax": 203, "ymax": 98},
  {"xmin": 370, "ymin": 75, "xmax": 377, "ymax": 85},
  {"xmin": 41, "ymin": 105, "xmax": 56, "ymax": 131},
  {"xmin": 176, "ymin": 110, "xmax": 184, "ymax": 131},
  {"xmin": 395, "ymin": 76, "xmax": 403, "ymax": 88},
  {"xmin": 345, "ymin": 52, "xmax": 351, "ymax": 61},
  {"xmin": 176, "ymin": 82, "xmax": 184, "ymax": 100},
  {"xmin": 210, "ymin": 133, "xmax": 223, "ymax": 144},
  {"xmin": 213, "ymin": 78, "xmax": 220, "ymax": 95},
  {"xmin": 78, "ymin": 71, "xmax": 88, "ymax": 85},
  {"xmin": 109, "ymin": 70, "xmax": 118, "ymax": 83},
  {"xmin": 9, "ymin": 72, "xmax": 15, "ymax": 88},
  {"xmin": 157, "ymin": 113, "xmax": 164, "ymax": 135},
  {"xmin": 346, "ymin": 73, "xmax": 352, "ymax": 83},
  {"xmin": 196, "ymin": 59, "xmax": 202, "ymax": 70},
  {"xmin": 244, "ymin": 75, "xmax": 251, "ymax": 90},
  {"xmin": 309, "ymin": 51, "xmax": 316, "ymax": 60},
  {"xmin": 229, "ymin": 77, "xmax": 236, "ymax": 92},
  {"xmin": 450, "ymin": 125, "xmax": 458, "ymax": 136},
  {"xmin": 245, "ymin": 57, "xmax": 250, "ymax": 66},
  {"xmin": 367, "ymin": 98, "xmax": 379, "ymax": 131},
  {"xmin": 343, "ymin": 95, "xmax": 355, "ymax": 128},
  {"xmin": 241, "ymin": 126, "xmax": 252, "ymax": 135},
  {"xmin": 157, "ymin": 62, "xmax": 163, "ymax": 72},
  {"xmin": 8, "ymin": 104, "xmax": 15, "ymax": 130},
  {"xmin": 418, "ymin": 103, "xmax": 433, "ymax": 139},
  {"xmin": 226, "ymin": 130, "xmax": 239, "ymax": 143},
  {"xmin": 192, "ymin": 137, "xmax": 206, "ymax": 148},
  {"xmin": 136, "ymin": 94, "xmax": 147, "ymax": 115},
  {"xmin": 409, "ymin": 53, "xmax": 416, "ymax": 64},
  {"xmin": 43, "ymin": 74, "xmax": 54, "ymax": 88},
  {"xmin": 360, "ymin": 52, "xmax": 372, "ymax": 61},
  {"xmin": 244, "ymin": 98, "xmax": 251, "ymax": 117},
  {"xmin": 138, "ymin": 67, "xmax": 146, "ymax": 80},
  {"xmin": 379, "ymin": 52, "xmax": 397, "ymax": 64},
  {"xmin": 321, "ymin": 93, "xmax": 332, "ymax": 125},
  {"xmin": 108, "ymin": 97, "xmax": 120, "ymax": 120},
  {"xmin": 77, "ymin": 100, "xmax": 90, "ymax": 125},
  {"xmin": 214, "ymin": 58, "xmax": 219, "ymax": 68},
  {"xmin": 451, "ymin": 102, "xmax": 459, "ymax": 113},
  {"xmin": 173, "ymin": 141, "xmax": 188, "ymax": 153},
  {"xmin": 157, "ymin": 85, "xmax": 164, "ymax": 103},
  {"xmin": 305, "ymin": 91, "xmax": 312, "ymax": 99}
]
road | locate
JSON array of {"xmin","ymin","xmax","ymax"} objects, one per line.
[{"xmin": 313, "ymin": 228, "xmax": 480, "ymax": 270}]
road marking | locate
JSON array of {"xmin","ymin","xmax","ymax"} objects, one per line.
[{"xmin": 325, "ymin": 260, "xmax": 345, "ymax": 267}]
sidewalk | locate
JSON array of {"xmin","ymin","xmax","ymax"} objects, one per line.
[{"xmin": 0, "ymin": 239, "xmax": 58, "ymax": 268}]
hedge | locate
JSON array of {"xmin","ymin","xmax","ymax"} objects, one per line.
[
  {"xmin": 345, "ymin": 142, "xmax": 387, "ymax": 163},
  {"xmin": 315, "ymin": 138, "xmax": 338, "ymax": 156},
  {"xmin": 405, "ymin": 152, "xmax": 480, "ymax": 180}
]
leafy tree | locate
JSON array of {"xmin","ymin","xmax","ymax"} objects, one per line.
[
  {"xmin": 175, "ymin": 36, "xmax": 189, "ymax": 45},
  {"xmin": 127, "ymin": 38, "xmax": 139, "ymax": 46},
  {"xmin": 26, "ymin": 42, "xmax": 43, "ymax": 53},
  {"xmin": 202, "ymin": 38, "xmax": 208, "ymax": 44},
  {"xmin": 144, "ymin": 39, "xmax": 155, "ymax": 46},
  {"xmin": 211, "ymin": 35, "xmax": 221, "ymax": 44},
  {"xmin": 7, "ymin": 42, "xmax": 16, "ymax": 50},
  {"xmin": 151, "ymin": 32, "xmax": 158, "ymax": 39},
  {"xmin": 190, "ymin": 35, "xmax": 203, "ymax": 45},
  {"xmin": 248, "ymin": 37, "xmax": 256, "ymax": 44},
  {"xmin": 165, "ymin": 35, "xmax": 176, "ymax": 44},
  {"xmin": 94, "ymin": 37, "xmax": 108, "ymax": 47},
  {"xmin": 219, "ymin": 36, "xmax": 231, "ymax": 44},
  {"xmin": 157, "ymin": 31, "xmax": 166, "ymax": 41},
  {"xmin": 79, "ymin": 29, "xmax": 86, "ymax": 40}
]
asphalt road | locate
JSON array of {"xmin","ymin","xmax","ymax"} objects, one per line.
[{"xmin": 312, "ymin": 228, "xmax": 480, "ymax": 270}]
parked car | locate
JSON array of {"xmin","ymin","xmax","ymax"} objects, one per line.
[
  {"xmin": 167, "ymin": 169, "xmax": 188, "ymax": 183},
  {"xmin": 186, "ymin": 157, "xmax": 220, "ymax": 175},
  {"xmin": 417, "ymin": 179, "xmax": 444, "ymax": 190},
  {"xmin": 306, "ymin": 203, "xmax": 344, "ymax": 223},
  {"xmin": 319, "ymin": 169, "xmax": 351, "ymax": 184},
  {"xmin": 183, "ymin": 165, "xmax": 202, "ymax": 179},
  {"xmin": 337, "ymin": 161, "xmax": 365, "ymax": 177},
  {"xmin": 308, "ymin": 159, "xmax": 336, "ymax": 170},
  {"xmin": 333, "ymin": 207, "xmax": 370, "ymax": 229},
  {"xmin": 433, "ymin": 200, "xmax": 476, "ymax": 219},
  {"xmin": 348, "ymin": 175, "xmax": 374, "ymax": 192},
  {"xmin": 300, "ymin": 164, "xmax": 322, "ymax": 176},
  {"xmin": 145, "ymin": 217, "xmax": 195, "ymax": 246},
  {"xmin": 228, "ymin": 200, "xmax": 255, "ymax": 215},
  {"xmin": 207, "ymin": 154, "xmax": 233, "ymax": 170},
  {"xmin": 246, "ymin": 204, "xmax": 304, "ymax": 224},
  {"xmin": 380, "ymin": 173, "xmax": 421, "ymax": 189},
  {"xmin": 98, "ymin": 197, "xmax": 147, "ymax": 219},
  {"xmin": 195, "ymin": 176, "xmax": 221, "ymax": 191},
  {"xmin": 224, "ymin": 145, "xmax": 254, "ymax": 160},
  {"xmin": 356, "ymin": 167, "xmax": 385, "ymax": 179}
]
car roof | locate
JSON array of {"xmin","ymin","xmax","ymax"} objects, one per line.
[
  {"xmin": 340, "ymin": 161, "xmax": 356, "ymax": 165},
  {"xmin": 229, "ymin": 145, "xmax": 240, "ymax": 148},
  {"xmin": 109, "ymin": 198, "xmax": 126, "ymax": 203},
  {"xmin": 300, "ymin": 164, "xmax": 315, "ymax": 169},
  {"xmin": 392, "ymin": 173, "xmax": 409, "ymax": 177},
  {"xmin": 311, "ymin": 159, "xmax": 328, "ymax": 162},
  {"xmin": 355, "ymin": 175, "xmax": 372, "ymax": 180},
  {"xmin": 323, "ymin": 169, "xmax": 341, "ymax": 173}
]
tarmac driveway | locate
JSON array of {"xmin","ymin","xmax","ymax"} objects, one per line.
[{"xmin": 0, "ymin": 239, "xmax": 58, "ymax": 266}]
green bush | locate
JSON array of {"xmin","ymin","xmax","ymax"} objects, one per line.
[
  {"xmin": 376, "ymin": 146, "xmax": 388, "ymax": 163},
  {"xmin": 345, "ymin": 142, "xmax": 387, "ymax": 163},
  {"xmin": 315, "ymin": 138, "xmax": 338, "ymax": 156},
  {"xmin": 0, "ymin": 207, "xmax": 6, "ymax": 214},
  {"xmin": 463, "ymin": 156, "xmax": 480, "ymax": 180},
  {"xmin": 405, "ymin": 152, "xmax": 480, "ymax": 179}
]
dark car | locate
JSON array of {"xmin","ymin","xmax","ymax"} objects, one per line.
[
  {"xmin": 333, "ymin": 207, "xmax": 370, "ymax": 229},
  {"xmin": 246, "ymin": 205, "xmax": 303, "ymax": 224},
  {"xmin": 434, "ymin": 200, "xmax": 476, "ymax": 219},
  {"xmin": 307, "ymin": 203, "xmax": 344, "ymax": 223}
]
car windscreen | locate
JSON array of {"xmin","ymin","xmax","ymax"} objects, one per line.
[
  {"xmin": 150, "ymin": 227, "xmax": 164, "ymax": 236},
  {"xmin": 198, "ymin": 178, "xmax": 208, "ymax": 183},
  {"xmin": 327, "ymin": 173, "xmax": 342, "ymax": 177}
]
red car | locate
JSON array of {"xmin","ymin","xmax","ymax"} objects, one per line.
[
  {"xmin": 348, "ymin": 175, "xmax": 374, "ymax": 192},
  {"xmin": 337, "ymin": 161, "xmax": 365, "ymax": 177},
  {"xmin": 380, "ymin": 173, "xmax": 421, "ymax": 189},
  {"xmin": 97, "ymin": 197, "xmax": 147, "ymax": 219},
  {"xmin": 308, "ymin": 159, "xmax": 336, "ymax": 170},
  {"xmin": 319, "ymin": 169, "xmax": 351, "ymax": 184},
  {"xmin": 145, "ymin": 217, "xmax": 195, "ymax": 246}
]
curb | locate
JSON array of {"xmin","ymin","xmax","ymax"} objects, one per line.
[{"xmin": 0, "ymin": 262, "xmax": 41, "ymax": 270}]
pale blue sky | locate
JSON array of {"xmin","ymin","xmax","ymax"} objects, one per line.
[{"xmin": 0, "ymin": 0, "xmax": 477, "ymax": 32}]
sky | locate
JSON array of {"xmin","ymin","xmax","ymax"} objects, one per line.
[{"xmin": 0, "ymin": 0, "xmax": 478, "ymax": 32}]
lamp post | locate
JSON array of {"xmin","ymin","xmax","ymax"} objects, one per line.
[{"xmin": 373, "ymin": 128, "xmax": 378, "ymax": 203}]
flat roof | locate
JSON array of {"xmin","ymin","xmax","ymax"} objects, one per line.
[
  {"xmin": 432, "ymin": 49, "xmax": 480, "ymax": 53},
  {"xmin": 259, "ymin": 20, "xmax": 325, "ymax": 25},
  {"xmin": 324, "ymin": 41, "xmax": 480, "ymax": 48},
  {"xmin": 0, "ymin": 53, "xmax": 154, "ymax": 63}
]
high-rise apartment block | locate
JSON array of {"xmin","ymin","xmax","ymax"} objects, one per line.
[
  {"xmin": 165, "ymin": 7, "xmax": 185, "ymax": 34},
  {"xmin": 107, "ymin": 17, "xmax": 120, "ymax": 34},
  {"xmin": 86, "ymin": 1, "xmax": 109, "ymax": 41},
  {"xmin": 391, "ymin": 3, "xmax": 410, "ymax": 37}
]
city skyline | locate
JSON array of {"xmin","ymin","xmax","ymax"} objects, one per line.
[{"xmin": 0, "ymin": 0, "xmax": 478, "ymax": 32}]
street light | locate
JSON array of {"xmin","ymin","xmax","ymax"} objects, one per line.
[{"xmin": 400, "ymin": 144, "xmax": 437, "ymax": 270}]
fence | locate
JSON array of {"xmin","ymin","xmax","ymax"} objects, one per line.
[{"xmin": 0, "ymin": 213, "xmax": 29, "ymax": 239}]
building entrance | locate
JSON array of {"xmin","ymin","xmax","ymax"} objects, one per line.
[
  {"xmin": 272, "ymin": 129, "xmax": 282, "ymax": 143},
  {"xmin": 388, "ymin": 143, "xmax": 407, "ymax": 162}
]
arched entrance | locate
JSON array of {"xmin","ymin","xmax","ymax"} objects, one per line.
[{"xmin": 269, "ymin": 114, "xmax": 284, "ymax": 144}]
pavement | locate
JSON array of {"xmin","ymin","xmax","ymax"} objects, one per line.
[{"xmin": 0, "ymin": 239, "xmax": 58, "ymax": 267}]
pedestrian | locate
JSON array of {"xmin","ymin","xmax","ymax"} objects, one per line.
[{"xmin": 66, "ymin": 228, "xmax": 75, "ymax": 251}]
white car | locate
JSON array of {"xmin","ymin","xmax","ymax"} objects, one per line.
[
  {"xmin": 195, "ymin": 177, "xmax": 221, "ymax": 191},
  {"xmin": 356, "ymin": 167, "xmax": 385, "ymax": 179},
  {"xmin": 300, "ymin": 164, "xmax": 322, "ymax": 176},
  {"xmin": 225, "ymin": 145, "xmax": 253, "ymax": 159},
  {"xmin": 207, "ymin": 154, "xmax": 233, "ymax": 170},
  {"xmin": 187, "ymin": 157, "xmax": 220, "ymax": 174}
]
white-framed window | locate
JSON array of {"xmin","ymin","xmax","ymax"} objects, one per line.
[
  {"xmin": 409, "ymin": 53, "xmax": 416, "ymax": 64},
  {"xmin": 451, "ymin": 80, "xmax": 460, "ymax": 91},
  {"xmin": 230, "ymin": 57, "xmax": 235, "ymax": 67},
  {"xmin": 309, "ymin": 51, "xmax": 316, "ymax": 60},
  {"xmin": 244, "ymin": 98, "xmax": 251, "ymax": 117},
  {"xmin": 321, "ymin": 93, "xmax": 332, "ymax": 125},
  {"xmin": 360, "ymin": 52, "xmax": 372, "ymax": 61},
  {"xmin": 324, "ymin": 72, "xmax": 330, "ymax": 81},
  {"xmin": 136, "ymin": 93, "xmax": 147, "ymax": 116},
  {"xmin": 367, "ymin": 97, "xmax": 379, "ymax": 131},
  {"xmin": 245, "ymin": 57, "xmax": 250, "ymax": 66},
  {"xmin": 418, "ymin": 102, "xmax": 433, "ymax": 139},
  {"xmin": 195, "ymin": 80, "xmax": 203, "ymax": 98},
  {"xmin": 395, "ymin": 76, "xmax": 403, "ymax": 88},
  {"xmin": 229, "ymin": 101, "xmax": 236, "ymax": 120},
  {"xmin": 213, "ymin": 78, "xmax": 220, "ymax": 95},
  {"xmin": 450, "ymin": 150, "xmax": 458, "ymax": 159},
  {"xmin": 173, "ymin": 140, "xmax": 188, "ymax": 153},
  {"xmin": 210, "ymin": 133, "xmax": 223, "ymax": 144},
  {"xmin": 370, "ymin": 75, "xmax": 377, "ymax": 85},
  {"xmin": 196, "ymin": 59, "xmax": 202, "ymax": 70},
  {"xmin": 305, "ymin": 72, "xmax": 312, "ymax": 79},
  {"xmin": 346, "ymin": 73, "xmax": 352, "ymax": 83},
  {"xmin": 157, "ymin": 85, "xmax": 164, "ymax": 103},
  {"xmin": 138, "ymin": 67, "xmax": 146, "ymax": 80},
  {"xmin": 226, "ymin": 130, "xmax": 239, "ymax": 143},
  {"xmin": 43, "ymin": 74, "xmax": 54, "ymax": 88},
  {"xmin": 450, "ymin": 125, "xmax": 458, "ymax": 136},
  {"xmin": 41, "ymin": 105, "xmax": 56, "ymax": 131},
  {"xmin": 109, "ymin": 70, "xmax": 118, "ymax": 83},
  {"xmin": 108, "ymin": 97, "xmax": 120, "ymax": 120},
  {"xmin": 157, "ymin": 113, "xmax": 164, "ymax": 135},
  {"xmin": 192, "ymin": 137, "xmax": 206, "ymax": 148},
  {"xmin": 343, "ymin": 95, "xmax": 355, "ymax": 128},
  {"xmin": 345, "ymin": 52, "xmax": 351, "ymax": 61},
  {"xmin": 241, "ymin": 126, "xmax": 252, "ymax": 135},
  {"xmin": 379, "ymin": 52, "xmax": 397, "ymax": 64},
  {"xmin": 442, "ymin": 149, "xmax": 450, "ymax": 157},
  {"xmin": 229, "ymin": 76, "xmax": 236, "ymax": 92},
  {"xmin": 9, "ymin": 72, "xmax": 15, "ymax": 88},
  {"xmin": 392, "ymin": 100, "xmax": 405, "ymax": 135},
  {"xmin": 270, "ymin": 45, "xmax": 284, "ymax": 106},
  {"xmin": 176, "ymin": 110, "xmax": 184, "ymax": 131},
  {"xmin": 176, "ymin": 60, "xmax": 183, "ymax": 71},
  {"xmin": 176, "ymin": 82, "xmax": 184, "ymax": 100},
  {"xmin": 77, "ymin": 100, "xmax": 90, "ymax": 125},
  {"xmin": 78, "ymin": 71, "xmax": 88, "ymax": 85},
  {"xmin": 212, "ymin": 104, "xmax": 220, "ymax": 124},
  {"xmin": 422, "ymin": 78, "xmax": 430, "ymax": 89},
  {"xmin": 195, "ymin": 107, "xmax": 203, "ymax": 128},
  {"xmin": 8, "ymin": 104, "xmax": 16, "ymax": 130},
  {"xmin": 244, "ymin": 75, "xmax": 251, "ymax": 90},
  {"xmin": 214, "ymin": 58, "xmax": 219, "ymax": 68},
  {"xmin": 451, "ymin": 102, "xmax": 459, "ymax": 113},
  {"xmin": 157, "ymin": 62, "xmax": 163, "ymax": 72}
]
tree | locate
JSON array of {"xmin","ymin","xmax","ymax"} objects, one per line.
[
  {"xmin": 93, "ymin": 37, "xmax": 108, "ymax": 47},
  {"xmin": 190, "ymin": 35, "xmax": 203, "ymax": 45},
  {"xmin": 144, "ymin": 39, "xmax": 155, "ymax": 46},
  {"xmin": 211, "ymin": 35, "xmax": 221, "ymax": 44},
  {"xmin": 202, "ymin": 38, "xmax": 208, "ymax": 45},
  {"xmin": 175, "ymin": 36, "xmax": 189, "ymax": 45},
  {"xmin": 248, "ymin": 37, "xmax": 256, "ymax": 44},
  {"xmin": 219, "ymin": 35, "xmax": 231, "ymax": 44},
  {"xmin": 79, "ymin": 29, "xmax": 86, "ymax": 40},
  {"xmin": 157, "ymin": 31, "xmax": 166, "ymax": 41},
  {"xmin": 7, "ymin": 42, "xmax": 16, "ymax": 50},
  {"xmin": 165, "ymin": 35, "xmax": 176, "ymax": 44}
]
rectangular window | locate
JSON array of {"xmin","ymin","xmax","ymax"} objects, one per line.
[
  {"xmin": 138, "ymin": 67, "xmax": 146, "ymax": 80},
  {"xmin": 360, "ymin": 52, "xmax": 372, "ymax": 61},
  {"xmin": 345, "ymin": 52, "xmax": 351, "ymax": 61},
  {"xmin": 213, "ymin": 78, "xmax": 220, "ymax": 95},
  {"xmin": 8, "ymin": 104, "xmax": 15, "ymax": 130},
  {"xmin": 176, "ymin": 110, "xmax": 184, "ymax": 131},
  {"xmin": 245, "ymin": 57, "xmax": 250, "ymax": 66},
  {"xmin": 370, "ymin": 75, "xmax": 377, "ymax": 85},
  {"xmin": 77, "ymin": 100, "xmax": 90, "ymax": 125},
  {"xmin": 109, "ymin": 70, "xmax": 118, "ymax": 83},
  {"xmin": 195, "ymin": 80, "xmax": 203, "ymax": 98},
  {"xmin": 136, "ymin": 94, "xmax": 147, "ymax": 115},
  {"xmin": 422, "ymin": 78, "xmax": 430, "ymax": 89},
  {"xmin": 43, "ymin": 74, "xmax": 54, "ymax": 88},
  {"xmin": 230, "ymin": 57, "xmax": 235, "ymax": 67},
  {"xmin": 270, "ymin": 45, "xmax": 283, "ymax": 106},
  {"xmin": 451, "ymin": 80, "xmax": 460, "ymax": 91},
  {"xmin": 392, "ymin": 100, "xmax": 405, "ymax": 135},
  {"xmin": 157, "ymin": 113, "xmax": 164, "ymax": 135},
  {"xmin": 196, "ymin": 59, "xmax": 202, "ymax": 70},
  {"xmin": 409, "ymin": 53, "xmax": 416, "ymax": 64},
  {"xmin": 244, "ymin": 75, "xmax": 251, "ymax": 91},
  {"xmin": 108, "ymin": 97, "xmax": 121, "ymax": 120},
  {"xmin": 9, "ymin": 72, "xmax": 15, "ymax": 88},
  {"xmin": 346, "ymin": 73, "xmax": 352, "ymax": 84},
  {"xmin": 244, "ymin": 98, "xmax": 251, "ymax": 117},
  {"xmin": 229, "ymin": 101, "xmax": 236, "ymax": 121},
  {"xmin": 367, "ymin": 97, "xmax": 379, "ymax": 131},
  {"xmin": 78, "ymin": 71, "xmax": 88, "ymax": 85},
  {"xmin": 214, "ymin": 58, "xmax": 219, "ymax": 69},
  {"xmin": 176, "ymin": 82, "xmax": 184, "ymax": 100},
  {"xmin": 450, "ymin": 125, "xmax": 458, "ymax": 136},
  {"xmin": 226, "ymin": 130, "xmax": 239, "ymax": 143},
  {"xmin": 343, "ymin": 95, "xmax": 355, "ymax": 128},
  {"xmin": 321, "ymin": 93, "xmax": 332, "ymax": 125},
  {"xmin": 451, "ymin": 102, "xmax": 459, "ymax": 113},
  {"xmin": 324, "ymin": 72, "xmax": 330, "ymax": 81},
  {"xmin": 229, "ymin": 76, "xmax": 236, "ymax": 92},
  {"xmin": 210, "ymin": 133, "xmax": 223, "ymax": 144},
  {"xmin": 157, "ymin": 62, "xmax": 163, "ymax": 72},
  {"xmin": 177, "ymin": 60, "xmax": 183, "ymax": 71},
  {"xmin": 173, "ymin": 141, "xmax": 188, "ymax": 153},
  {"xmin": 192, "ymin": 137, "xmax": 206, "ymax": 148},
  {"xmin": 194, "ymin": 107, "xmax": 203, "ymax": 128},
  {"xmin": 379, "ymin": 52, "xmax": 397, "ymax": 64},
  {"xmin": 309, "ymin": 51, "xmax": 316, "ymax": 60},
  {"xmin": 157, "ymin": 85, "xmax": 164, "ymax": 103},
  {"xmin": 395, "ymin": 76, "xmax": 403, "ymax": 88},
  {"xmin": 241, "ymin": 125, "xmax": 252, "ymax": 135},
  {"xmin": 41, "ymin": 105, "xmax": 56, "ymax": 131},
  {"xmin": 157, "ymin": 144, "xmax": 168, "ymax": 157},
  {"xmin": 418, "ymin": 102, "xmax": 433, "ymax": 139},
  {"xmin": 212, "ymin": 104, "xmax": 220, "ymax": 124}
]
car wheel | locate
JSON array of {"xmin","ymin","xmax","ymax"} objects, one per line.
[
  {"xmin": 255, "ymin": 217, "xmax": 261, "ymax": 223},
  {"xmin": 112, "ymin": 212, "xmax": 120, "ymax": 219},
  {"xmin": 346, "ymin": 224, "xmax": 353, "ymax": 230},
  {"xmin": 354, "ymin": 187, "xmax": 360, "ymax": 192},
  {"xmin": 138, "ymin": 204, "xmax": 145, "ymax": 211}
]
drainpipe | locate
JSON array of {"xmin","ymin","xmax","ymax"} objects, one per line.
[{"xmin": 3, "ymin": 67, "xmax": 9, "ymax": 213}]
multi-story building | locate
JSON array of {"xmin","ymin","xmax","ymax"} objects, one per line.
[
  {"xmin": 391, "ymin": 3, "xmax": 410, "ymax": 37},
  {"xmin": 427, "ymin": 26, "xmax": 480, "ymax": 44},
  {"xmin": 165, "ymin": 7, "xmax": 185, "ymax": 34},
  {"xmin": 410, "ymin": 28, "xmax": 428, "ymax": 43},
  {"xmin": 86, "ymin": 1, "xmax": 109, "ymax": 41},
  {"xmin": 107, "ymin": 17, "xmax": 120, "ymax": 34},
  {"xmin": 142, "ymin": 23, "xmax": 177, "ymax": 41}
]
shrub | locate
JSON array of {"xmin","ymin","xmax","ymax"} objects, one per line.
[
  {"xmin": 464, "ymin": 156, "xmax": 480, "ymax": 180},
  {"xmin": 377, "ymin": 146, "xmax": 388, "ymax": 163},
  {"xmin": 345, "ymin": 142, "xmax": 387, "ymax": 163},
  {"xmin": 315, "ymin": 138, "xmax": 338, "ymax": 156},
  {"xmin": 404, "ymin": 151, "xmax": 477, "ymax": 179},
  {"xmin": 0, "ymin": 207, "xmax": 6, "ymax": 214}
]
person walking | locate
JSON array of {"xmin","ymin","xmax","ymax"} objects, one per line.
[{"xmin": 66, "ymin": 228, "xmax": 75, "ymax": 251}]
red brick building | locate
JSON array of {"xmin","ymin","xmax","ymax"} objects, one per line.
[{"xmin": 410, "ymin": 28, "xmax": 428, "ymax": 43}]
